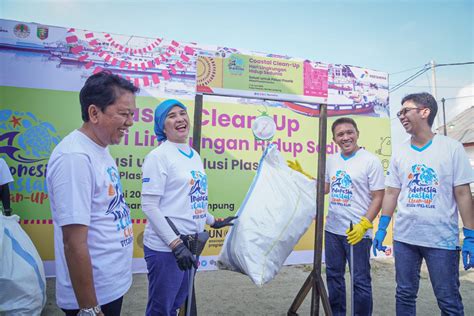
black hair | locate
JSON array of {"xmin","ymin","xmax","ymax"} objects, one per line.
[
  {"xmin": 331, "ymin": 117, "xmax": 359, "ymax": 136},
  {"xmin": 79, "ymin": 71, "xmax": 139, "ymax": 122},
  {"xmin": 401, "ymin": 92, "xmax": 438, "ymax": 127}
]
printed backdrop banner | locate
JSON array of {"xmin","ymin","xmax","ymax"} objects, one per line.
[
  {"xmin": 0, "ymin": 19, "xmax": 392, "ymax": 276},
  {"xmin": 196, "ymin": 54, "xmax": 329, "ymax": 103}
]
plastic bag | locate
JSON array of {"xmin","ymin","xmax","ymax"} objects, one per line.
[
  {"xmin": 0, "ymin": 214, "xmax": 46, "ymax": 315},
  {"xmin": 217, "ymin": 144, "xmax": 316, "ymax": 286}
]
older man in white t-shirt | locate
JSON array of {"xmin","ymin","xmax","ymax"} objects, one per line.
[{"xmin": 47, "ymin": 71, "xmax": 138, "ymax": 316}]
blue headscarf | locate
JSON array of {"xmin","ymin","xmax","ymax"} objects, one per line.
[{"xmin": 154, "ymin": 99, "xmax": 187, "ymax": 141}]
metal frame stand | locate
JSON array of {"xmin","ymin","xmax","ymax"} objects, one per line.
[
  {"xmin": 287, "ymin": 103, "xmax": 332, "ymax": 316},
  {"xmin": 192, "ymin": 94, "xmax": 331, "ymax": 316},
  {"xmin": 178, "ymin": 94, "xmax": 204, "ymax": 316}
]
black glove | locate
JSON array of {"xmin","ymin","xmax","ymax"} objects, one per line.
[
  {"xmin": 172, "ymin": 243, "xmax": 196, "ymax": 271},
  {"xmin": 211, "ymin": 216, "xmax": 238, "ymax": 229}
]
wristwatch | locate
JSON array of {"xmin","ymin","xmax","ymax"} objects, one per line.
[{"xmin": 78, "ymin": 305, "xmax": 101, "ymax": 316}]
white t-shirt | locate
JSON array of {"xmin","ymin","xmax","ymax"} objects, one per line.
[
  {"xmin": 0, "ymin": 158, "xmax": 13, "ymax": 185},
  {"xmin": 325, "ymin": 148, "xmax": 385, "ymax": 237},
  {"xmin": 386, "ymin": 134, "xmax": 474, "ymax": 250},
  {"xmin": 47, "ymin": 130, "xmax": 133, "ymax": 309},
  {"xmin": 141, "ymin": 140, "xmax": 213, "ymax": 251}
]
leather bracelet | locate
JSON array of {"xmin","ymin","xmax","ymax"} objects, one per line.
[{"xmin": 169, "ymin": 238, "xmax": 183, "ymax": 250}]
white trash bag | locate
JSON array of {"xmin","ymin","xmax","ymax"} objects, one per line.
[
  {"xmin": 0, "ymin": 214, "xmax": 46, "ymax": 315},
  {"xmin": 218, "ymin": 144, "xmax": 316, "ymax": 286}
]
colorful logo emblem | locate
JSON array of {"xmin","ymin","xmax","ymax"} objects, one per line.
[
  {"xmin": 189, "ymin": 170, "xmax": 207, "ymax": 196},
  {"xmin": 227, "ymin": 55, "xmax": 245, "ymax": 75},
  {"xmin": 197, "ymin": 57, "xmax": 218, "ymax": 87},
  {"xmin": 330, "ymin": 170, "xmax": 353, "ymax": 206},
  {"xmin": 106, "ymin": 166, "xmax": 129, "ymax": 221},
  {"xmin": 216, "ymin": 46, "xmax": 238, "ymax": 58},
  {"xmin": 37, "ymin": 26, "xmax": 49, "ymax": 40},
  {"xmin": 407, "ymin": 164, "xmax": 438, "ymax": 208},
  {"xmin": 189, "ymin": 170, "xmax": 208, "ymax": 219},
  {"xmin": 13, "ymin": 23, "xmax": 30, "ymax": 38},
  {"xmin": 0, "ymin": 109, "xmax": 61, "ymax": 198},
  {"xmin": 106, "ymin": 166, "xmax": 134, "ymax": 246},
  {"xmin": 0, "ymin": 110, "xmax": 61, "ymax": 163}
]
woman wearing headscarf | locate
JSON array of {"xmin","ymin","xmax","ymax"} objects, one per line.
[{"xmin": 141, "ymin": 99, "xmax": 236, "ymax": 316}]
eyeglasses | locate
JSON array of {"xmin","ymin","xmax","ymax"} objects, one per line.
[{"xmin": 396, "ymin": 107, "xmax": 425, "ymax": 117}]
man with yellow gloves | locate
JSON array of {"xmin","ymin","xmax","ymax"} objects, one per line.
[{"xmin": 289, "ymin": 117, "xmax": 384, "ymax": 316}]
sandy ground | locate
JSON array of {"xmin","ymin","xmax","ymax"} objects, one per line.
[{"xmin": 42, "ymin": 258, "xmax": 473, "ymax": 315}]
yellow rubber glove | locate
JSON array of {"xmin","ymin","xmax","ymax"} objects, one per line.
[
  {"xmin": 346, "ymin": 216, "xmax": 373, "ymax": 245},
  {"xmin": 287, "ymin": 160, "xmax": 314, "ymax": 180}
]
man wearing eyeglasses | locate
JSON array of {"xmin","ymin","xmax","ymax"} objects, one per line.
[{"xmin": 373, "ymin": 92, "xmax": 474, "ymax": 315}]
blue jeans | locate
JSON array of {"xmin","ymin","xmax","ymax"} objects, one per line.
[
  {"xmin": 394, "ymin": 241, "xmax": 464, "ymax": 316},
  {"xmin": 325, "ymin": 230, "xmax": 373, "ymax": 316},
  {"xmin": 144, "ymin": 246, "xmax": 190, "ymax": 316}
]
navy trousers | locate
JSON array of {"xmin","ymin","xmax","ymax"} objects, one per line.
[
  {"xmin": 144, "ymin": 246, "xmax": 190, "ymax": 316},
  {"xmin": 325, "ymin": 230, "xmax": 373, "ymax": 316}
]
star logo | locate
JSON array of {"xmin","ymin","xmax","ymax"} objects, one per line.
[{"xmin": 9, "ymin": 115, "xmax": 22, "ymax": 128}]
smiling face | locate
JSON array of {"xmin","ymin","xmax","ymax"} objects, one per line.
[
  {"xmin": 88, "ymin": 90, "xmax": 136, "ymax": 147},
  {"xmin": 164, "ymin": 105, "xmax": 190, "ymax": 143},
  {"xmin": 333, "ymin": 122, "xmax": 360, "ymax": 156},
  {"xmin": 398, "ymin": 100, "xmax": 430, "ymax": 135}
]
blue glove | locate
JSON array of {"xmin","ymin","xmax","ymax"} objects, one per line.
[
  {"xmin": 372, "ymin": 215, "xmax": 391, "ymax": 257},
  {"xmin": 462, "ymin": 227, "xmax": 474, "ymax": 270}
]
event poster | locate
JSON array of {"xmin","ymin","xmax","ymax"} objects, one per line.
[
  {"xmin": 0, "ymin": 18, "xmax": 391, "ymax": 275},
  {"xmin": 197, "ymin": 54, "xmax": 329, "ymax": 104}
]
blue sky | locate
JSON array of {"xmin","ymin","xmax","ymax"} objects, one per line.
[{"xmin": 1, "ymin": 0, "xmax": 473, "ymax": 140}]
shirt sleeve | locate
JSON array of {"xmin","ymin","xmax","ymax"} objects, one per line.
[
  {"xmin": 141, "ymin": 152, "xmax": 167, "ymax": 196},
  {"xmin": 452, "ymin": 143, "xmax": 474, "ymax": 187},
  {"xmin": 0, "ymin": 158, "xmax": 13, "ymax": 185},
  {"xmin": 141, "ymin": 194, "xmax": 179, "ymax": 246},
  {"xmin": 206, "ymin": 212, "xmax": 215, "ymax": 225},
  {"xmin": 385, "ymin": 154, "xmax": 402, "ymax": 189},
  {"xmin": 368, "ymin": 156, "xmax": 386, "ymax": 191},
  {"xmin": 325, "ymin": 159, "xmax": 330, "ymax": 184},
  {"xmin": 48, "ymin": 153, "xmax": 93, "ymax": 226}
]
